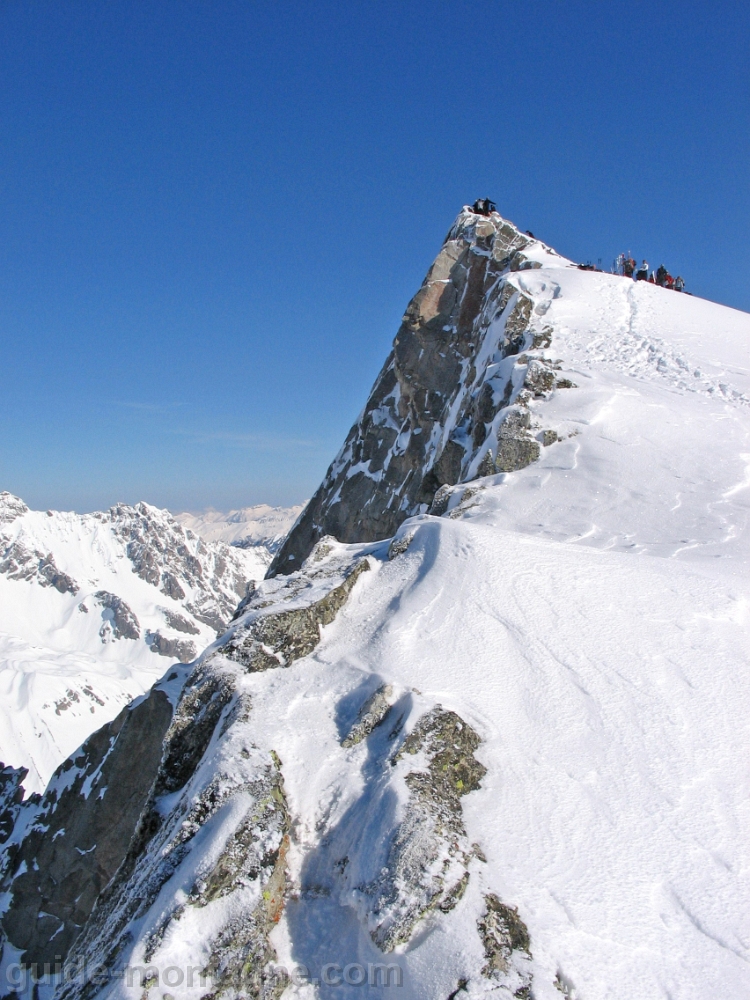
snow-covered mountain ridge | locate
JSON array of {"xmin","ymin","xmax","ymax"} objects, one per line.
[
  {"xmin": 1, "ymin": 206, "xmax": 748, "ymax": 1000},
  {"xmin": 175, "ymin": 504, "xmax": 306, "ymax": 554},
  {"xmin": 0, "ymin": 495, "xmax": 265, "ymax": 792},
  {"xmin": 271, "ymin": 209, "xmax": 750, "ymax": 574}
]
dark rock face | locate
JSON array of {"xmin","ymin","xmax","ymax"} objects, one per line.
[
  {"xmin": 0, "ymin": 685, "xmax": 173, "ymax": 966},
  {"xmin": 0, "ymin": 549, "xmax": 368, "ymax": 979},
  {"xmin": 269, "ymin": 209, "xmax": 562, "ymax": 576},
  {"xmin": 146, "ymin": 630, "xmax": 197, "ymax": 661},
  {"xmin": 221, "ymin": 559, "xmax": 371, "ymax": 671},
  {"xmin": 94, "ymin": 590, "xmax": 140, "ymax": 641},
  {"xmin": 154, "ymin": 667, "xmax": 233, "ymax": 796},
  {"xmin": 0, "ymin": 764, "xmax": 29, "ymax": 844},
  {"xmin": 0, "ymin": 542, "xmax": 79, "ymax": 594}
]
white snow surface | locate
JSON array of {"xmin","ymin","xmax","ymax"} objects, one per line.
[
  {"xmin": 69, "ymin": 268, "xmax": 750, "ymax": 1000},
  {"xmin": 4, "ymin": 262, "xmax": 749, "ymax": 999},
  {"xmin": 250, "ymin": 273, "xmax": 750, "ymax": 999},
  {"xmin": 0, "ymin": 498, "xmax": 260, "ymax": 792}
]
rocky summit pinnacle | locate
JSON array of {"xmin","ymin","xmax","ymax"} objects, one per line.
[{"xmin": 268, "ymin": 206, "xmax": 566, "ymax": 576}]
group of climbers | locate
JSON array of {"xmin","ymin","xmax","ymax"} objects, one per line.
[
  {"xmin": 616, "ymin": 254, "xmax": 685, "ymax": 291},
  {"xmin": 468, "ymin": 201, "xmax": 688, "ymax": 292},
  {"xmin": 472, "ymin": 197, "xmax": 497, "ymax": 216}
]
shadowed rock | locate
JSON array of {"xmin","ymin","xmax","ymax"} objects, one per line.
[
  {"xmin": 0, "ymin": 684, "xmax": 173, "ymax": 966},
  {"xmin": 361, "ymin": 706, "xmax": 487, "ymax": 951},
  {"xmin": 268, "ymin": 209, "xmax": 540, "ymax": 576}
]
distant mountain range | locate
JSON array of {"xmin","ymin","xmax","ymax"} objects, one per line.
[
  {"xmin": 0, "ymin": 495, "xmax": 300, "ymax": 792},
  {"xmin": 174, "ymin": 502, "xmax": 305, "ymax": 552}
]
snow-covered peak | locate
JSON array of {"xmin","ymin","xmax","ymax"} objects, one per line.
[
  {"xmin": 0, "ymin": 493, "xmax": 29, "ymax": 524},
  {"xmin": 272, "ymin": 206, "xmax": 750, "ymax": 576},
  {"xmin": 1, "ymin": 208, "xmax": 748, "ymax": 999},
  {"xmin": 0, "ymin": 495, "xmax": 265, "ymax": 791},
  {"xmin": 269, "ymin": 207, "xmax": 575, "ymax": 574},
  {"xmin": 174, "ymin": 502, "xmax": 305, "ymax": 551}
]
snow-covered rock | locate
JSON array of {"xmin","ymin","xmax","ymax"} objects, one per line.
[
  {"xmin": 0, "ymin": 496, "xmax": 263, "ymax": 792},
  {"xmin": 1, "ymin": 206, "xmax": 749, "ymax": 1000}
]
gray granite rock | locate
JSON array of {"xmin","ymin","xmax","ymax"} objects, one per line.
[
  {"xmin": 268, "ymin": 210, "xmax": 538, "ymax": 576},
  {"xmin": 0, "ymin": 683, "xmax": 173, "ymax": 966},
  {"xmin": 146, "ymin": 630, "xmax": 197, "ymax": 661}
]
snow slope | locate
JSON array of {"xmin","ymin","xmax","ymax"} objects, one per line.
[
  {"xmin": 2, "ymin": 212, "xmax": 748, "ymax": 999},
  {"xmin": 242, "ymin": 268, "xmax": 750, "ymax": 998},
  {"xmin": 0, "ymin": 497, "xmax": 261, "ymax": 792}
]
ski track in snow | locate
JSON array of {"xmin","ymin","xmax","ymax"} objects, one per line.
[{"xmin": 564, "ymin": 275, "xmax": 750, "ymax": 407}]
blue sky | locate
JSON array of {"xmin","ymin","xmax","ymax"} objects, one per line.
[{"xmin": 2, "ymin": 1, "xmax": 748, "ymax": 512}]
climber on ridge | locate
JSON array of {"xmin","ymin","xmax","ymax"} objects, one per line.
[
  {"xmin": 635, "ymin": 260, "xmax": 649, "ymax": 281},
  {"xmin": 472, "ymin": 198, "xmax": 496, "ymax": 216}
]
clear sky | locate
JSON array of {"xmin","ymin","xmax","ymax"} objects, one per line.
[{"xmin": 2, "ymin": 1, "xmax": 748, "ymax": 513}]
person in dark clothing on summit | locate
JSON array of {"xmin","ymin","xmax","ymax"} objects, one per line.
[
  {"xmin": 623, "ymin": 256, "xmax": 636, "ymax": 278},
  {"xmin": 472, "ymin": 198, "xmax": 496, "ymax": 216},
  {"xmin": 636, "ymin": 260, "xmax": 649, "ymax": 281},
  {"xmin": 656, "ymin": 265, "xmax": 668, "ymax": 287}
]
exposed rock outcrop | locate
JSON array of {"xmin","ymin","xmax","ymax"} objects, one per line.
[
  {"xmin": 95, "ymin": 590, "xmax": 140, "ymax": 641},
  {"xmin": 477, "ymin": 894, "xmax": 534, "ymax": 996},
  {"xmin": 146, "ymin": 630, "xmax": 197, "ymax": 661},
  {"xmin": 341, "ymin": 683, "xmax": 393, "ymax": 747},
  {"xmin": 0, "ymin": 764, "xmax": 28, "ymax": 845},
  {"xmin": 219, "ymin": 558, "xmax": 370, "ymax": 672},
  {"xmin": 270, "ymin": 208, "xmax": 571, "ymax": 575},
  {"xmin": 0, "ymin": 541, "xmax": 79, "ymax": 594},
  {"xmin": 0, "ymin": 545, "xmax": 370, "ymax": 985},
  {"xmin": 0, "ymin": 682, "xmax": 174, "ymax": 966},
  {"xmin": 357, "ymin": 706, "xmax": 487, "ymax": 951}
]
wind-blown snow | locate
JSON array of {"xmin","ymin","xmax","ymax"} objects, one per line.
[{"xmin": 240, "ymin": 270, "xmax": 750, "ymax": 999}]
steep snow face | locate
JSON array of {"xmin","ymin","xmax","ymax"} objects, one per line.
[
  {"xmin": 175, "ymin": 504, "xmax": 306, "ymax": 561},
  {"xmin": 2, "ymin": 210, "xmax": 749, "ymax": 1000},
  {"xmin": 0, "ymin": 496, "xmax": 261, "ymax": 792}
]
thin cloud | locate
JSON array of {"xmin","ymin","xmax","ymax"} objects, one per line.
[{"xmin": 168, "ymin": 428, "xmax": 324, "ymax": 451}]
